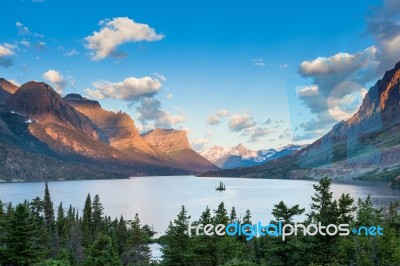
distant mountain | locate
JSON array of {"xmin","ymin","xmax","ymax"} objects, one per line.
[
  {"xmin": 201, "ymin": 143, "xmax": 304, "ymax": 169},
  {"xmin": 0, "ymin": 79, "xmax": 217, "ymax": 181},
  {"xmin": 143, "ymin": 128, "xmax": 219, "ymax": 172},
  {"xmin": 201, "ymin": 61, "xmax": 400, "ymax": 186}
]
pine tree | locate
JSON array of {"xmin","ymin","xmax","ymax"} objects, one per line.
[
  {"xmin": 3, "ymin": 203, "xmax": 38, "ymax": 265},
  {"xmin": 82, "ymin": 194, "xmax": 93, "ymax": 247},
  {"xmin": 162, "ymin": 205, "xmax": 194, "ymax": 265},
  {"xmin": 43, "ymin": 181, "xmax": 55, "ymax": 229},
  {"xmin": 56, "ymin": 202, "xmax": 67, "ymax": 246},
  {"xmin": 92, "ymin": 194, "xmax": 104, "ymax": 239},
  {"xmin": 84, "ymin": 234, "xmax": 121, "ymax": 266},
  {"xmin": 272, "ymin": 201, "xmax": 305, "ymax": 224},
  {"xmin": 230, "ymin": 206, "xmax": 237, "ymax": 223},
  {"xmin": 124, "ymin": 213, "xmax": 151, "ymax": 265},
  {"xmin": 214, "ymin": 202, "xmax": 229, "ymax": 225}
]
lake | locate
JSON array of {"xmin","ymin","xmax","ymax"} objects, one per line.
[{"xmin": 1, "ymin": 176, "xmax": 400, "ymax": 236}]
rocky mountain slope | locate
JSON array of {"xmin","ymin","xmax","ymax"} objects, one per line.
[
  {"xmin": 201, "ymin": 62, "xmax": 400, "ymax": 184},
  {"xmin": 143, "ymin": 128, "xmax": 219, "ymax": 172},
  {"xmin": 201, "ymin": 143, "xmax": 304, "ymax": 169},
  {"xmin": 0, "ymin": 80, "xmax": 217, "ymax": 181},
  {"xmin": 0, "ymin": 78, "xmax": 19, "ymax": 106}
]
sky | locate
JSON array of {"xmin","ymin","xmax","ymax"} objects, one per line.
[{"xmin": 1, "ymin": 0, "xmax": 400, "ymax": 151}]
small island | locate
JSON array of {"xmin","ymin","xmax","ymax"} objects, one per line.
[{"xmin": 215, "ymin": 181, "xmax": 226, "ymax": 191}]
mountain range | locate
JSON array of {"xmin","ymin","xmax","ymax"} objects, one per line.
[
  {"xmin": 200, "ymin": 143, "xmax": 304, "ymax": 169},
  {"xmin": 202, "ymin": 62, "xmax": 400, "ymax": 187},
  {"xmin": 0, "ymin": 79, "xmax": 218, "ymax": 181}
]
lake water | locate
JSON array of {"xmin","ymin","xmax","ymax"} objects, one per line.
[{"xmin": 1, "ymin": 176, "xmax": 400, "ymax": 236}]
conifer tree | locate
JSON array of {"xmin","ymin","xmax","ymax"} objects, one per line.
[
  {"xmin": 4, "ymin": 203, "xmax": 38, "ymax": 265},
  {"xmin": 92, "ymin": 194, "xmax": 104, "ymax": 239},
  {"xmin": 43, "ymin": 182, "xmax": 55, "ymax": 229},
  {"xmin": 82, "ymin": 194, "xmax": 93, "ymax": 247}
]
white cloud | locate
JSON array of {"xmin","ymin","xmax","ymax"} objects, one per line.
[
  {"xmin": 206, "ymin": 115, "xmax": 221, "ymax": 125},
  {"xmin": 135, "ymin": 97, "xmax": 186, "ymax": 128},
  {"xmin": 229, "ymin": 114, "xmax": 256, "ymax": 132},
  {"xmin": 0, "ymin": 44, "xmax": 14, "ymax": 57},
  {"xmin": 247, "ymin": 127, "xmax": 270, "ymax": 143},
  {"xmin": 252, "ymin": 58, "xmax": 266, "ymax": 67},
  {"xmin": 64, "ymin": 49, "xmax": 79, "ymax": 57},
  {"xmin": 42, "ymin": 70, "xmax": 66, "ymax": 93},
  {"xmin": 166, "ymin": 93, "xmax": 173, "ymax": 99},
  {"xmin": 206, "ymin": 109, "xmax": 229, "ymax": 125},
  {"xmin": 216, "ymin": 109, "xmax": 229, "ymax": 117},
  {"xmin": 16, "ymin": 21, "xmax": 43, "ymax": 37},
  {"xmin": 85, "ymin": 76, "xmax": 162, "ymax": 101},
  {"xmin": 297, "ymin": 84, "xmax": 319, "ymax": 97},
  {"xmin": 85, "ymin": 17, "xmax": 164, "ymax": 61},
  {"xmin": 299, "ymin": 47, "xmax": 377, "ymax": 76},
  {"xmin": 279, "ymin": 63, "xmax": 288, "ymax": 69},
  {"xmin": 36, "ymin": 41, "xmax": 46, "ymax": 50},
  {"xmin": 0, "ymin": 43, "xmax": 16, "ymax": 68}
]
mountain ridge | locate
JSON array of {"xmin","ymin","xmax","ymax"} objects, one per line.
[
  {"xmin": 200, "ymin": 61, "xmax": 400, "ymax": 184},
  {"xmin": 0, "ymin": 79, "xmax": 217, "ymax": 181}
]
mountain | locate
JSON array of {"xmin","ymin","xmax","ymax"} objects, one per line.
[
  {"xmin": 201, "ymin": 143, "xmax": 304, "ymax": 169},
  {"xmin": 0, "ymin": 79, "xmax": 223, "ymax": 181},
  {"xmin": 201, "ymin": 62, "xmax": 400, "ymax": 185},
  {"xmin": 142, "ymin": 128, "xmax": 219, "ymax": 172},
  {"xmin": 63, "ymin": 93, "xmax": 169, "ymax": 165},
  {"xmin": 0, "ymin": 78, "xmax": 19, "ymax": 105}
]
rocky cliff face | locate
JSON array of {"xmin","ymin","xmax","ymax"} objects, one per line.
[
  {"xmin": 5, "ymin": 82, "xmax": 98, "ymax": 139},
  {"xmin": 63, "ymin": 94, "xmax": 165, "ymax": 158},
  {"xmin": 143, "ymin": 128, "xmax": 219, "ymax": 172},
  {"xmin": 142, "ymin": 128, "xmax": 191, "ymax": 153}
]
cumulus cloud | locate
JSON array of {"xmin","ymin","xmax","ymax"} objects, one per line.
[
  {"xmin": 247, "ymin": 127, "xmax": 270, "ymax": 143},
  {"xmin": 299, "ymin": 48, "xmax": 377, "ymax": 76},
  {"xmin": 42, "ymin": 70, "xmax": 66, "ymax": 93},
  {"xmin": 252, "ymin": 58, "xmax": 265, "ymax": 67},
  {"xmin": 16, "ymin": 22, "xmax": 43, "ymax": 37},
  {"xmin": 84, "ymin": 17, "xmax": 164, "ymax": 61},
  {"xmin": 135, "ymin": 97, "xmax": 186, "ymax": 128},
  {"xmin": 206, "ymin": 109, "xmax": 229, "ymax": 125},
  {"xmin": 64, "ymin": 49, "xmax": 79, "ymax": 57},
  {"xmin": 297, "ymin": 84, "xmax": 319, "ymax": 97},
  {"xmin": 206, "ymin": 115, "xmax": 221, "ymax": 125},
  {"xmin": 0, "ymin": 43, "xmax": 16, "ymax": 68},
  {"xmin": 85, "ymin": 75, "xmax": 184, "ymax": 128},
  {"xmin": 85, "ymin": 76, "xmax": 162, "ymax": 101},
  {"xmin": 229, "ymin": 114, "xmax": 256, "ymax": 132}
]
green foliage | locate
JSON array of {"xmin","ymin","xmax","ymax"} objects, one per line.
[
  {"xmin": 84, "ymin": 233, "xmax": 121, "ymax": 266},
  {"xmin": 2, "ymin": 203, "xmax": 38, "ymax": 265}
]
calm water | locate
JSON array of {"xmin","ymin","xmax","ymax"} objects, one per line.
[{"xmin": 0, "ymin": 176, "xmax": 400, "ymax": 236}]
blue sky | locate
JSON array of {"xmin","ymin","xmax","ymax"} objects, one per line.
[{"xmin": 1, "ymin": 0, "xmax": 399, "ymax": 151}]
